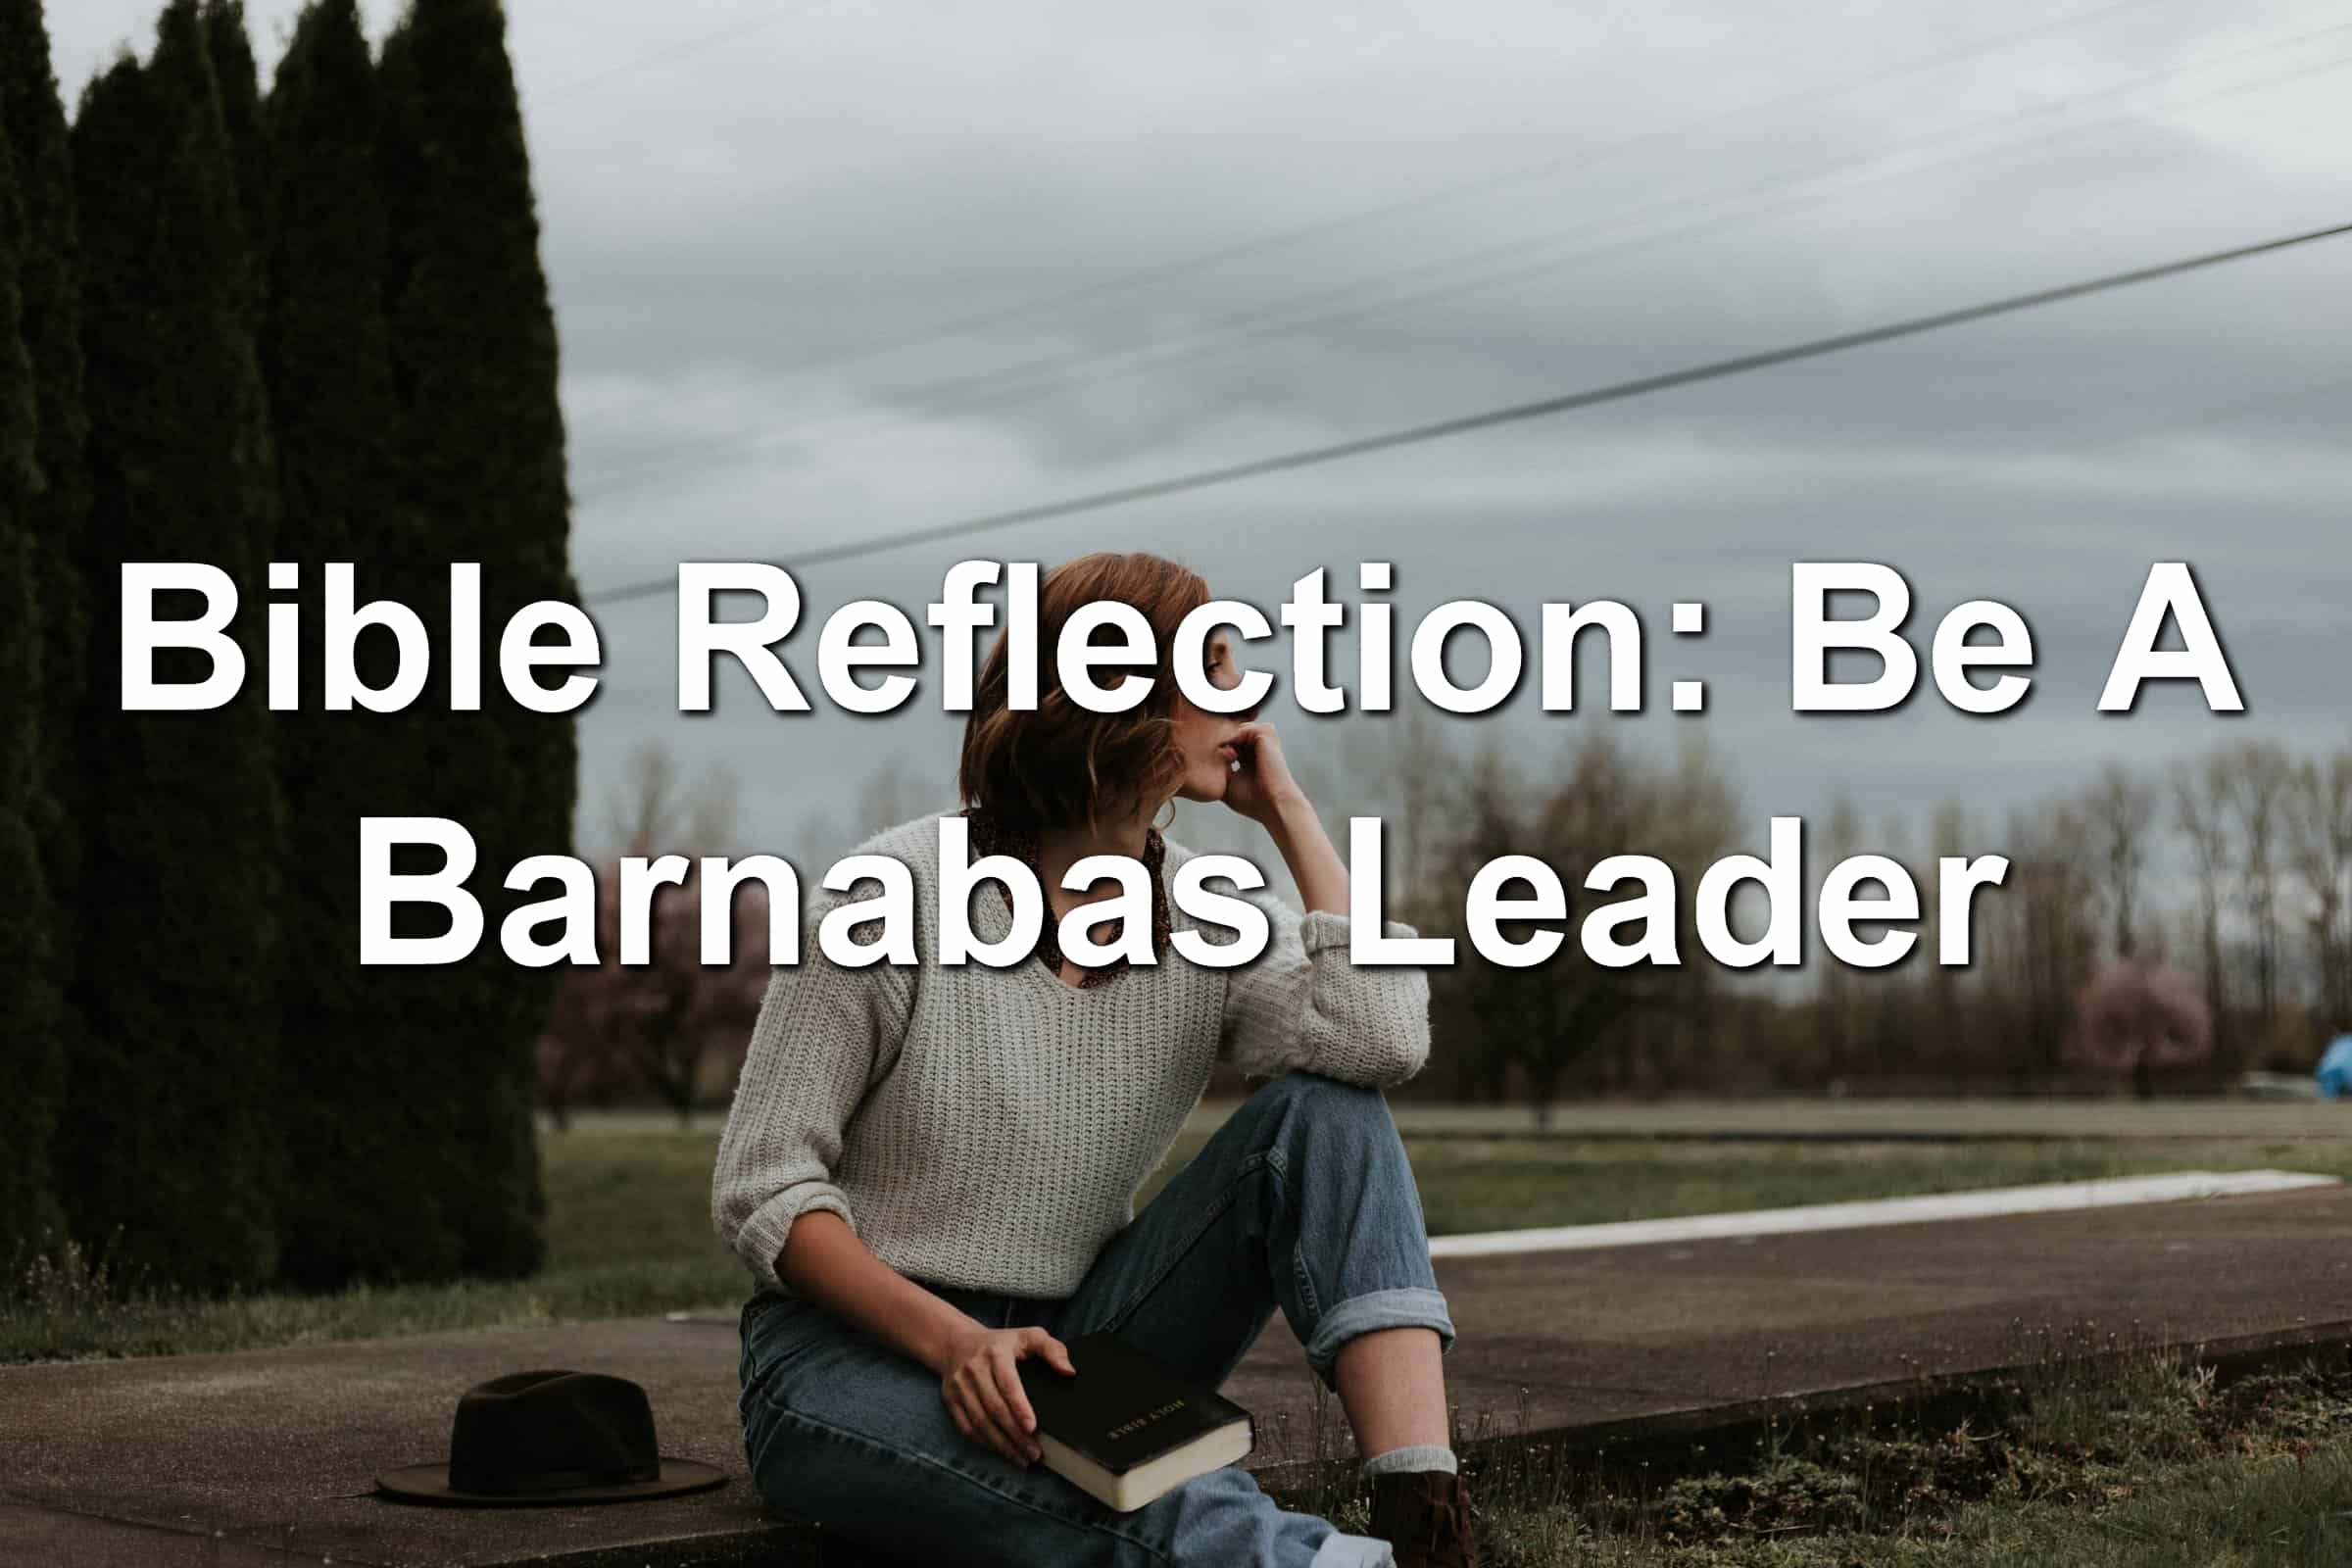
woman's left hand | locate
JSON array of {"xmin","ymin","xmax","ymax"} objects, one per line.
[{"xmin": 1217, "ymin": 720, "xmax": 1309, "ymax": 828}]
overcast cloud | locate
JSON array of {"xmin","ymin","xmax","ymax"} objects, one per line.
[{"xmin": 53, "ymin": 0, "xmax": 2352, "ymax": 884}]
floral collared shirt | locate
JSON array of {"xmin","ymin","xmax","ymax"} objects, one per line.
[{"xmin": 960, "ymin": 806, "xmax": 1175, "ymax": 988}]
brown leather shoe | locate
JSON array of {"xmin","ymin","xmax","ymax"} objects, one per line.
[{"xmin": 1366, "ymin": 1469, "xmax": 1479, "ymax": 1568}]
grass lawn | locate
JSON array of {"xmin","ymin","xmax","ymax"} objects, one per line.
[
  {"xmin": 1273, "ymin": 1349, "xmax": 2352, "ymax": 1567},
  {"xmin": 7, "ymin": 1102, "xmax": 2349, "ymax": 1365}
]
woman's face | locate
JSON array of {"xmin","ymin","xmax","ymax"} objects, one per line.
[{"xmin": 1167, "ymin": 631, "xmax": 1253, "ymax": 805}]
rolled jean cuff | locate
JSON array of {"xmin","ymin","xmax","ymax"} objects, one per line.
[
  {"xmin": 1301, "ymin": 1287, "xmax": 1456, "ymax": 1382},
  {"xmin": 1310, "ymin": 1528, "xmax": 1398, "ymax": 1567}
]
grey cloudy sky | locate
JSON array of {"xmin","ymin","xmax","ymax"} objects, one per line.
[{"xmin": 54, "ymin": 0, "xmax": 2352, "ymax": 879}]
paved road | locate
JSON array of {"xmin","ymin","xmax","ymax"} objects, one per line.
[{"xmin": 4, "ymin": 1186, "xmax": 2347, "ymax": 1566}]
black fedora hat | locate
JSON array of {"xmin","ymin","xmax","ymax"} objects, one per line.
[{"xmin": 376, "ymin": 1369, "xmax": 728, "ymax": 1506}]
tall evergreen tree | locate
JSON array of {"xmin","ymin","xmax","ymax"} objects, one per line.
[
  {"xmin": 265, "ymin": 0, "xmax": 463, "ymax": 1288},
  {"xmin": 378, "ymin": 0, "xmax": 578, "ymax": 1277},
  {"xmin": 0, "ymin": 85, "xmax": 65, "ymax": 1270},
  {"xmin": 62, "ymin": 4, "xmax": 287, "ymax": 1293},
  {"xmin": 0, "ymin": 11, "xmax": 88, "ymax": 857},
  {"xmin": 0, "ymin": 0, "xmax": 81, "ymax": 1271},
  {"xmin": 200, "ymin": 1, "xmax": 269, "ymax": 331}
]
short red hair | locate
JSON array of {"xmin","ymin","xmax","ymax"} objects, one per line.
[{"xmin": 957, "ymin": 552, "xmax": 1211, "ymax": 834}]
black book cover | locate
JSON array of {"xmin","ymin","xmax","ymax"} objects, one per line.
[{"xmin": 1016, "ymin": 1332, "xmax": 1252, "ymax": 1474}]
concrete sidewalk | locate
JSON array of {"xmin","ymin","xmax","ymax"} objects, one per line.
[
  {"xmin": 4, "ymin": 1185, "xmax": 2349, "ymax": 1566},
  {"xmin": 1229, "ymin": 1179, "xmax": 2352, "ymax": 1446}
]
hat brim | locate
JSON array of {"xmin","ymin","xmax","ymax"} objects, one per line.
[{"xmin": 374, "ymin": 1457, "xmax": 728, "ymax": 1507}]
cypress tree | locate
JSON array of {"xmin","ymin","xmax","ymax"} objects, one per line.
[
  {"xmin": 62, "ymin": 4, "xmax": 287, "ymax": 1293},
  {"xmin": 0, "ymin": 0, "xmax": 82, "ymax": 1272},
  {"xmin": 0, "ymin": 8, "xmax": 89, "ymax": 842},
  {"xmin": 264, "ymin": 0, "xmax": 462, "ymax": 1287},
  {"xmin": 200, "ymin": 1, "xmax": 270, "ymax": 329},
  {"xmin": 0, "ymin": 81, "xmax": 64, "ymax": 1271},
  {"xmin": 378, "ymin": 0, "xmax": 577, "ymax": 1277}
]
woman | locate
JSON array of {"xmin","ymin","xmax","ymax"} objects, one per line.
[{"xmin": 712, "ymin": 552, "xmax": 1478, "ymax": 1567}]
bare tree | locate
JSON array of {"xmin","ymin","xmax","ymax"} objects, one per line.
[
  {"xmin": 1425, "ymin": 738, "xmax": 1531, "ymax": 1106},
  {"xmin": 854, "ymin": 752, "xmax": 932, "ymax": 840},
  {"xmin": 1424, "ymin": 732, "xmax": 1738, "ymax": 1118},
  {"xmin": 2220, "ymin": 741, "xmax": 2294, "ymax": 1050},
  {"xmin": 600, "ymin": 738, "xmax": 740, "ymax": 857},
  {"xmin": 1351, "ymin": 705, "xmax": 1448, "ymax": 911},
  {"xmin": 1923, "ymin": 799, "xmax": 1978, "ymax": 1084},
  {"xmin": 2172, "ymin": 754, "xmax": 2233, "ymax": 1061},
  {"xmin": 544, "ymin": 742, "xmax": 771, "ymax": 1125},
  {"xmin": 1868, "ymin": 808, "xmax": 1921, "ymax": 1081},
  {"xmin": 1658, "ymin": 732, "xmax": 1741, "ymax": 1075},
  {"xmin": 2083, "ymin": 762, "xmax": 2157, "ymax": 960},
  {"xmin": 1984, "ymin": 802, "xmax": 2098, "ymax": 1084},
  {"xmin": 1815, "ymin": 793, "xmax": 1865, "ymax": 1084},
  {"xmin": 2286, "ymin": 745, "xmax": 2352, "ymax": 1027}
]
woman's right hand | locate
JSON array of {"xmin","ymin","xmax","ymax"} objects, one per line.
[{"xmin": 935, "ymin": 1323, "xmax": 1077, "ymax": 1465}]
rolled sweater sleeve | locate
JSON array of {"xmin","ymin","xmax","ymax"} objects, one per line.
[
  {"xmin": 710, "ymin": 894, "xmax": 912, "ymax": 1291},
  {"xmin": 1217, "ymin": 885, "xmax": 1432, "ymax": 1088}
]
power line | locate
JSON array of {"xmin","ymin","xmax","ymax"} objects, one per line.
[
  {"xmin": 565, "ymin": 1, "xmax": 2204, "ymax": 498},
  {"xmin": 579, "ymin": 215, "xmax": 2352, "ymax": 607},
  {"xmin": 651, "ymin": 0, "xmax": 2179, "ymax": 392},
  {"xmin": 573, "ymin": 18, "xmax": 2352, "ymax": 508},
  {"xmin": 529, "ymin": 0, "xmax": 846, "ymax": 108}
]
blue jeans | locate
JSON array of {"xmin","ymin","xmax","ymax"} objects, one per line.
[{"xmin": 736, "ymin": 1071, "xmax": 1456, "ymax": 1566}]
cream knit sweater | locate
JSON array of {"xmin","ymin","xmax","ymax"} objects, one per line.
[{"xmin": 710, "ymin": 810, "xmax": 1433, "ymax": 1299}]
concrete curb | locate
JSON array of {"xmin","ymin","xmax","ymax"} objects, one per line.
[{"xmin": 1428, "ymin": 1169, "xmax": 2342, "ymax": 1257}]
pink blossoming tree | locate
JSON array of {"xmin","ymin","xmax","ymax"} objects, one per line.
[{"xmin": 2069, "ymin": 960, "xmax": 2213, "ymax": 1099}]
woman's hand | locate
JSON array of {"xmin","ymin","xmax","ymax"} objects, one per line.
[
  {"xmin": 1217, "ymin": 718, "xmax": 1352, "ymax": 915},
  {"xmin": 775, "ymin": 1219, "xmax": 1081, "ymax": 1467},
  {"xmin": 934, "ymin": 1322, "xmax": 1077, "ymax": 1465},
  {"xmin": 1217, "ymin": 720, "xmax": 1311, "ymax": 828}
]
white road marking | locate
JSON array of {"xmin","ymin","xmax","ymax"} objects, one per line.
[{"xmin": 1427, "ymin": 1169, "xmax": 2341, "ymax": 1258}]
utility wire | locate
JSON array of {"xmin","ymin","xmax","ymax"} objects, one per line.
[
  {"xmin": 580, "ymin": 215, "xmax": 2352, "ymax": 607},
  {"xmin": 565, "ymin": 0, "xmax": 2192, "ymax": 495},
  {"xmin": 663, "ymin": 0, "xmax": 2179, "ymax": 396},
  {"xmin": 574, "ymin": 18, "xmax": 2352, "ymax": 507},
  {"xmin": 530, "ymin": 0, "xmax": 846, "ymax": 107}
]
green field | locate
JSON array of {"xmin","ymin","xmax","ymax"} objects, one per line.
[{"xmin": 8, "ymin": 1099, "xmax": 2347, "ymax": 1365}]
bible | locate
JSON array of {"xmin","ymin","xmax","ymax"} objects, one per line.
[{"xmin": 1017, "ymin": 1332, "xmax": 1255, "ymax": 1511}]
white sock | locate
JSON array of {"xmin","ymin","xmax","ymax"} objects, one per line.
[{"xmin": 1359, "ymin": 1444, "xmax": 1457, "ymax": 1480}]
